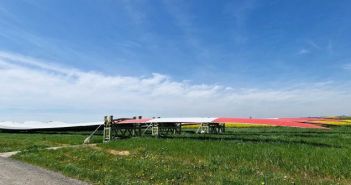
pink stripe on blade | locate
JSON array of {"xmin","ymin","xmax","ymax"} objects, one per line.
[{"xmin": 117, "ymin": 118, "xmax": 152, "ymax": 124}]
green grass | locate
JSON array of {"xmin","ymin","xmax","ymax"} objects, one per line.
[
  {"xmin": 8, "ymin": 127, "xmax": 351, "ymax": 184},
  {"xmin": 0, "ymin": 132, "xmax": 99, "ymax": 152}
]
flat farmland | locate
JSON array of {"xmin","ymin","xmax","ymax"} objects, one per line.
[{"xmin": 1, "ymin": 126, "xmax": 349, "ymax": 185}]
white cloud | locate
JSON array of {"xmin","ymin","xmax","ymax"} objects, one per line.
[{"xmin": 0, "ymin": 51, "xmax": 350, "ymax": 122}]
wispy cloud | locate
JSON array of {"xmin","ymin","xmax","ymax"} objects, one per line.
[
  {"xmin": 121, "ymin": 0, "xmax": 147, "ymax": 26},
  {"xmin": 0, "ymin": 51, "xmax": 350, "ymax": 121},
  {"xmin": 223, "ymin": 0, "xmax": 257, "ymax": 44},
  {"xmin": 297, "ymin": 40, "xmax": 336, "ymax": 56},
  {"xmin": 307, "ymin": 40, "xmax": 321, "ymax": 50},
  {"xmin": 343, "ymin": 63, "xmax": 351, "ymax": 70},
  {"xmin": 162, "ymin": 0, "xmax": 206, "ymax": 54},
  {"xmin": 297, "ymin": 48, "xmax": 310, "ymax": 55}
]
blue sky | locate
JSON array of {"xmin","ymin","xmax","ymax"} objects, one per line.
[{"xmin": 0, "ymin": 0, "xmax": 351, "ymax": 121}]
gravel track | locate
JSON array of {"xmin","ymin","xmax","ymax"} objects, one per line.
[{"xmin": 0, "ymin": 157, "xmax": 89, "ymax": 185}]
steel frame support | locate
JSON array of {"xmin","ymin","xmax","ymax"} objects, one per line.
[
  {"xmin": 112, "ymin": 123, "xmax": 143, "ymax": 138},
  {"xmin": 103, "ymin": 115, "xmax": 113, "ymax": 143},
  {"xmin": 196, "ymin": 123, "xmax": 225, "ymax": 134},
  {"xmin": 158, "ymin": 123, "xmax": 181, "ymax": 136},
  {"xmin": 104, "ymin": 116, "xmax": 226, "ymax": 143}
]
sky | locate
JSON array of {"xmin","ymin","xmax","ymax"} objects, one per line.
[{"xmin": 0, "ymin": 0, "xmax": 351, "ymax": 121}]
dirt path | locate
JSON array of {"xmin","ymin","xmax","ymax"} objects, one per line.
[
  {"xmin": 0, "ymin": 144, "xmax": 96, "ymax": 158},
  {"xmin": 0, "ymin": 157, "xmax": 89, "ymax": 185}
]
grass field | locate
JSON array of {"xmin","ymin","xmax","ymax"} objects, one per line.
[
  {"xmin": 2, "ymin": 126, "xmax": 350, "ymax": 184},
  {"xmin": 0, "ymin": 132, "xmax": 100, "ymax": 152}
]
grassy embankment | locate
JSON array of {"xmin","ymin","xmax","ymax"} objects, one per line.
[{"xmin": 5, "ymin": 126, "xmax": 351, "ymax": 185}]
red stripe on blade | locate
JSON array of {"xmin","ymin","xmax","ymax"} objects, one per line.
[{"xmin": 213, "ymin": 118, "xmax": 326, "ymax": 129}]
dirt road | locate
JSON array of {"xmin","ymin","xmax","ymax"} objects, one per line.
[{"xmin": 0, "ymin": 157, "xmax": 89, "ymax": 185}]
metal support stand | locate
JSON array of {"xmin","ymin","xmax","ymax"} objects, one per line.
[
  {"xmin": 113, "ymin": 124, "xmax": 142, "ymax": 138},
  {"xmin": 103, "ymin": 127, "xmax": 111, "ymax": 143},
  {"xmin": 152, "ymin": 123, "xmax": 159, "ymax": 136},
  {"xmin": 84, "ymin": 123, "xmax": 103, "ymax": 144},
  {"xmin": 103, "ymin": 115, "xmax": 113, "ymax": 143},
  {"xmin": 142, "ymin": 123, "xmax": 153, "ymax": 135},
  {"xmin": 104, "ymin": 115, "xmax": 225, "ymax": 142},
  {"xmin": 196, "ymin": 123, "xmax": 225, "ymax": 134},
  {"xmin": 196, "ymin": 123, "xmax": 209, "ymax": 134},
  {"xmin": 151, "ymin": 123, "xmax": 181, "ymax": 136}
]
